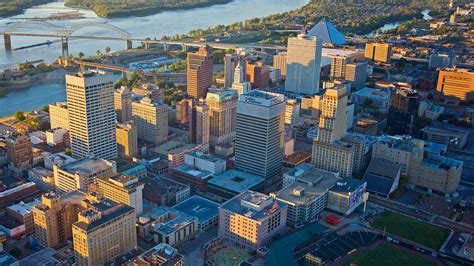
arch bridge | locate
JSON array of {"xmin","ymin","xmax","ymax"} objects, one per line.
[{"xmin": 3, "ymin": 20, "xmax": 133, "ymax": 54}]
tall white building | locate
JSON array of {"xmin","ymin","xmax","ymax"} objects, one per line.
[
  {"xmin": 114, "ymin": 86, "xmax": 133, "ymax": 123},
  {"xmin": 66, "ymin": 71, "xmax": 117, "ymax": 160},
  {"xmin": 231, "ymin": 61, "xmax": 252, "ymax": 96},
  {"xmin": 285, "ymin": 35, "xmax": 323, "ymax": 95},
  {"xmin": 132, "ymin": 97, "xmax": 169, "ymax": 145},
  {"xmin": 235, "ymin": 91, "xmax": 285, "ymax": 178}
]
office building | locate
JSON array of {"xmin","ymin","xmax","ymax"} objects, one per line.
[
  {"xmin": 351, "ymin": 87, "xmax": 391, "ymax": 113},
  {"xmin": 436, "ymin": 68, "xmax": 474, "ymax": 102},
  {"xmin": 208, "ymin": 169, "xmax": 265, "ymax": 200},
  {"xmin": 285, "ymin": 99, "xmax": 300, "ymax": 125},
  {"xmin": 187, "ymin": 45, "xmax": 213, "ymax": 99},
  {"xmin": 224, "ymin": 54, "xmax": 239, "ymax": 88},
  {"xmin": 421, "ymin": 126, "xmax": 468, "ymax": 149},
  {"xmin": 327, "ymin": 178, "xmax": 367, "ymax": 215},
  {"xmin": 206, "ymin": 87, "xmax": 238, "ymax": 146},
  {"xmin": 153, "ymin": 140, "xmax": 203, "ymax": 169},
  {"xmin": 312, "ymin": 87, "xmax": 354, "ymax": 177},
  {"xmin": 6, "ymin": 200, "xmax": 39, "ymax": 236},
  {"xmin": 285, "ymin": 34, "xmax": 322, "ymax": 95},
  {"xmin": 72, "ymin": 194, "xmax": 136, "ymax": 266},
  {"xmin": 364, "ymin": 43, "xmax": 392, "ymax": 63},
  {"xmin": 141, "ymin": 176, "xmax": 190, "ymax": 207},
  {"xmin": 246, "ymin": 61, "xmax": 269, "ymax": 89},
  {"xmin": 429, "ymin": 54, "xmax": 456, "ymax": 69},
  {"xmin": 95, "ymin": 172, "xmax": 144, "ymax": 215},
  {"xmin": 372, "ymin": 135, "xmax": 462, "ymax": 194},
  {"xmin": 171, "ymin": 163, "xmax": 213, "ymax": 193},
  {"xmin": 235, "ymin": 91, "xmax": 285, "ymax": 178},
  {"xmin": 134, "ymin": 83, "xmax": 165, "ymax": 103},
  {"xmin": 176, "ymin": 98, "xmax": 191, "ymax": 124},
  {"xmin": 49, "ymin": 102, "xmax": 69, "ymax": 130},
  {"xmin": 66, "ymin": 71, "xmax": 116, "ymax": 160},
  {"xmin": 32, "ymin": 191, "xmax": 83, "ymax": 248},
  {"xmin": 54, "ymin": 157, "xmax": 116, "ymax": 194},
  {"xmin": 116, "ymin": 121, "xmax": 138, "ymax": 159},
  {"xmin": 114, "ymin": 86, "xmax": 133, "ymax": 123},
  {"xmin": 301, "ymin": 94, "xmax": 322, "ymax": 118},
  {"xmin": 273, "ymin": 52, "xmax": 287, "ymax": 79},
  {"xmin": 345, "ymin": 61, "xmax": 368, "ymax": 89},
  {"xmin": 418, "ymin": 101, "xmax": 444, "ymax": 120},
  {"xmin": 5, "ymin": 134, "xmax": 32, "ymax": 174},
  {"xmin": 28, "ymin": 166, "xmax": 55, "ymax": 191},
  {"xmin": 188, "ymin": 100, "xmax": 210, "ymax": 152},
  {"xmin": 173, "ymin": 196, "xmax": 219, "ymax": 230},
  {"xmin": 132, "ymin": 97, "xmax": 169, "ymax": 145},
  {"xmin": 387, "ymin": 88, "xmax": 420, "ymax": 135},
  {"xmin": 273, "ymin": 164, "xmax": 339, "ymax": 227},
  {"xmin": 184, "ymin": 152, "xmax": 226, "ymax": 174},
  {"xmin": 328, "ymin": 51, "xmax": 367, "ymax": 89},
  {"xmin": 231, "ymin": 61, "xmax": 252, "ymax": 95},
  {"xmin": 218, "ymin": 190, "xmax": 287, "ymax": 249}
]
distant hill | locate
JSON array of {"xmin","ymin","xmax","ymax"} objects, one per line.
[{"xmin": 64, "ymin": 0, "xmax": 233, "ymax": 18}]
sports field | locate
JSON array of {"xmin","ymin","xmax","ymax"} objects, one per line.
[
  {"xmin": 208, "ymin": 244, "xmax": 250, "ymax": 266},
  {"xmin": 344, "ymin": 243, "xmax": 437, "ymax": 266},
  {"xmin": 371, "ymin": 211, "xmax": 450, "ymax": 250}
]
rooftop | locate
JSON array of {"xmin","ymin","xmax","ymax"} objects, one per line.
[
  {"xmin": 352, "ymin": 87, "xmax": 390, "ymax": 100},
  {"xmin": 59, "ymin": 157, "xmax": 112, "ymax": 176},
  {"xmin": 329, "ymin": 178, "xmax": 366, "ymax": 195},
  {"xmin": 153, "ymin": 140, "xmax": 200, "ymax": 156},
  {"xmin": 220, "ymin": 190, "xmax": 286, "ymax": 221},
  {"xmin": 239, "ymin": 90, "xmax": 285, "ymax": 106},
  {"xmin": 208, "ymin": 169, "xmax": 265, "ymax": 194},
  {"xmin": 186, "ymin": 151, "xmax": 226, "ymax": 164},
  {"xmin": 74, "ymin": 199, "xmax": 134, "ymax": 232},
  {"xmin": 307, "ymin": 18, "xmax": 346, "ymax": 45},
  {"xmin": 377, "ymin": 135, "xmax": 447, "ymax": 155},
  {"xmin": 174, "ymin": 164, "xmax": 213, "ymax": 180},
  {"xmin": 0, "ymin": 252, "xmax": 18, "ymax": 266},
  {"xmin": 422, "ymin": 126, "xmax": 469, "ymax": 137},
  {"xmin": 285, "ymin": 163, "xmax": 340, "ymax": 182},
  {"xmin": 147, "ymin": 206, "xmax": 197, "ymax": 235},
  {"xmin": 7, "ymin": 199, "xmax": 40, "ymax": 216},
  {"xmin": 172, "ymin": 196, "xmax": 219, "ymax": 224},
  {"xmin": 422, "ymin": 154, "xmax": 463, "ymax": 170}
]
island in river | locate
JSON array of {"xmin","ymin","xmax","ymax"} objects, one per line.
[{"xmin": 65, "ymin": 0, "xmax": 233, "ymax": 18}]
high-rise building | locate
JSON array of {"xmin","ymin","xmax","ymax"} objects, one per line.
[
  {"xmin": 132, "ymin": 97, "xmax": 169, "ymax": 145},
  {"xmin": 285, "ymin": 99, "xmax": 300, "ymax": 125},
  {"xmin": 187, "ymin": 45, "xmax": 213, "ymax": 99},
  {"xmin": 176, "ymin": 98, "xmax": 191, "ymax": 124},
  {"xmin": 95, "ymin": 172, "xmax": 144, "ymax": 215},
  {"xmin": 311, "ymin": 86, "xmax": 354, "ymax": 177},
  {"xmin": 224, "ymin": 54, "xmax": 239, "ymax": 88},
  {"xmin": 66, "ymin": 71, "xmax": 116, "ymax": 160},
  {"xmin": 114, "ymin": 86, "xmax": 133, "ymax": 123},
  {"xmin": 436, "ymin": 68, "xmax": 474, "ymax": 102},
  {"xmin": 231, "ymin": 61, "xmax": 252, "ymax": 95},
  {"xmin": 329, "ymin": 53, "xmax": 367, "ymax": 89},
  {"xmin": 364, "ymin": 43, "xmax": 392, "ymax": 63},
  {"xmin": 218, "ymin": 190, "xmax": 287, "ymax": 249},
  {"xmin": 387, "ymin": 88, "xmax": 420, "ymax": 135},
  {"xmin": 285, "ymin": 34, "xmax": 322, "ymax": 95},
  {"xmin": 205, "ymin": 87, "xmax": 238, "ymax": 146},
  {"xmin": 273, "ymin": 52, "xmax": 287, "ymax": 79},
  {"xmin": 54, "ymin": 157, "xmax": 116, "ymax": 194},
  {"xmin": 345, "ymin": 61, "xmax": 368, "ymax": 89},
  {"xmin": 134, "ymin": 83, "xmax": 165, "ymax": 103},
  {"xmin": 32, "ymin": 192, "xmax": 83, "ymax": 248},
  {"xmin": 188, "ymin": 100, "xmax": 210, "ymax": 152},
  {"xmin": 72, "ymin": 194, "xmax": 136, "ymax": 266},
  {"xmin": 246, "ymin": 61, "xmax": 269, "ymax": 90},
  {"xmin": 116, "ymin": 121, "xmax": 138, "ymax": 159},
  {"xmin": 49, "ymin": 102, "xmax": 69, "ymax": 130},
  {"xmin": 5, "ymin": 133, "xmax": 32, "ymax": 174},
  {"xmin": 235, "ymin": 91, "xmax": 285, "ymax": 178}
]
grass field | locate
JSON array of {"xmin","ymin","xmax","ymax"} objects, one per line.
[
  {"xmin": 371, "ymin": 211, "xmax": 450, "ymax": 250},
  {"xmin": 344, "ymin": 244, "xmax": 437, "ymax": 266},
  {"xmin": 209, "ymin": 245, "xmax": 250, "ymax": 266}
]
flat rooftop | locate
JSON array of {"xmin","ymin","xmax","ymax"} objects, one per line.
[
  {"xmin": 329, "ymin": 178, "xmax": 365, "ymax": 195},
  {"xmin": 59, "ymin": 157, "xmax": 112, "ymax": 176},
  {"xmin": 187, "ymin": 151, "xmax": 226, "ymax": 164},
  {"xmin": 285, "ymin": 163, "xmax": 340, "ymax": 182},
  {"xmin": 208, "ymin": 169, "xmax": 265, "ymax": 194},
  {"xmin": 352, "ymin": 87, "xmax": 390, "ymax": 100},
  {"xmin": 220, "ymin": 190, "xmax": 286, "ymax": 221},
  {"xmin": 422, "ymin": 126, "xmax": 469, "ymax": 137},
  {"xmin": 147, "ymin": 206, "xmax": 197, "ymax": 235},
  {"xmin": 153, "ymin": 140, "xmax": 199, "ymax": 156},
  {"xmin": 74, "ymin": 199, "xmax": 134, "ymax": 232},
  {"xmin": 1, "ymin": 252, "xmax": 18, "ymax": 266},
  {"xmin": 172, "ymin": 195, "xmax": 219, "ymax": 224},
  {"xmin": 174, "ymin": 164, "xmax": 213, "ymax": 180},
  {"xmin": 275, "ymin": 174, "xmax": 339, "ymax": 204},
  {"xmin": 377, "ymin": 135, "xmax": 447, "ymax": 155}
]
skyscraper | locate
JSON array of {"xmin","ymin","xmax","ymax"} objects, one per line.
[
  {"xmin": 235, "ymin": 91, "xmax": 285, "ymax": 178},
  {"xmin": 273, "ymin": 52, "xmax": 287, "ymax": 79},
  {"xmin": 187, "ymin": 45, "xmax": 213, "ymax": 99},
  {"xmin": 364, "ymin": 43, "xmax": 392, "ymax": 63},
  {"xmin": 66, "ymin": 71, "xmax": 116, "ymax": 160},
  {"xmin": 114, "ymin": 86, "xmax": 133, "ymax": 123},
  {"xmin": 132, "ymin": 97, "xmax": 169, "ymax": 145},
  {"xmin": 387, "ymin": 88, "xmax": 420, "ymax": 135},
  {"xmin": 231, "ymin": 61, "xmax": 252, "ymax": 95},
  {"xmin": 5, "ymin": 133, "xmax": 32, "ymax": 174},
  {"xmin": 205, "ymin": 87, "xmax": 238, "ymax": 146},
  {"xmin": 285, "ymin": 34, "xmax": 322, "ymax": 95},
  {"xmin": 224, "ymin": 54, "xmax": 239, "ymax": 88},
  {"xmin": 188, "ymin": 100, "xmax": 210, "ymax": 152},
  {"xmin": 311, "ymin": 86, "xmax": 354, "ymax": 177},
  {"xmin": 246, "ymin": 61, "xmax": 269, "ymax": 89},
  {"xmin": 116, "ymin": 121, "xmax": 138, "ymax": 159},
  {"xmin": 176, "ymin": 98, "xmax": 191, "ymax": 124},
  {"xmin": 72, "ymin": 194, "xmax": 136, "ymax": 266}
]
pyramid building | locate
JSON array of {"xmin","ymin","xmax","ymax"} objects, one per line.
[{"xmin": 307, "ymin": 18, "xmax": 346, "ymax": 45}]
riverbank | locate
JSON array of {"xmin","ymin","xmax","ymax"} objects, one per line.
[
  {"xmin": 0, "ymin": 67, "xmax": 77, "ymax": 91},
  {"xmin": 0, "ymin": 0, "xmax": 54, "ymax": 17},
  {"xmin": 64, "ymin": 0, "xmax": 233, "ymax": 18}
]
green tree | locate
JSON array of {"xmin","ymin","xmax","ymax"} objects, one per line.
[
  {"xmin": 15, "ymin": 110, "xmax": 25, "ymax": 121},
  {"xmin": 96, "ymin": 50, "xmax": 101, "ymax": 57},
  {"xmin": 105, "ymin": 46, "xmax": 111, "ymax": 54},
  {"xmin": 78, "ymin": 52, "xmax": 85, "ymax": 59}
]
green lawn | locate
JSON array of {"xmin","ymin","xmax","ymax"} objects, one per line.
[
  {"xmin": 371, "ymin": 211, "xmax": 450, "ymax": 250},
  {"xmin": 344, "ymin": 244, "xmax": 436, "ymax": 266}
]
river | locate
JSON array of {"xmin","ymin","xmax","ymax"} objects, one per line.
[
  {"xmin": 365, "ymin": 9, "xmax": 432, "ymax": 37},
  {"xmin": 0, "ymin": 0, "xmax": 308, "ymax": 117}
]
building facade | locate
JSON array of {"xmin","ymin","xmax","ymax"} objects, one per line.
[
  {"xmin": 49, "ymin": 102, "xmax": 70, "ymax": 130},
  {"xmin": 116, "ymin": 121, "xmax": 138, "ymax": 159},
  {"xmin": 436, "ymin": 68, "xmax": 474, "ymax": 102},
  {"xmin": 114, "ymin": 86, "xmax": 133, "ymax": 123},
  {"xmin": 386, "ymin": 88, "xmax": 420, "ymax": 135},
  {"xmin": 187, "ymin": 45, "xmax": 213, "ymax": 99},
  {"xmin": 188, "ymin": 100, "xmax": 210, "ymax": 152},
  {"xmin": 206, "ymin": 87, "xmax": 238, "ymax": 146},
  {"xmin": 364, "ymin": 43, "xmax": 392, "ymax": 63},
  {"xmin": 95, "ymin": 173, "xmax": 144, "ymax": 215},
  {"xmin": 132, "ymin": 97, "xmax": 169, "ymax": 145},
  {"xmin": 273, "ymin": 52, "xmax": 287, "ymax": 79}
]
